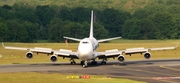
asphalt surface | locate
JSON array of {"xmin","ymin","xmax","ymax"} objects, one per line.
[{"xmin": 1, "ymin": 59, "xmax": 180, "ymax": 83}]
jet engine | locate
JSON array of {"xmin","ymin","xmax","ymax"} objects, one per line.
[
  {"xmin": 26, "ymin": 52, "xmax": 33, "ymax": 59},
  {"xmin": 144, "ymin": 52, "xmax": 151, "ymax": 59},
  {"xmin": 50, "ymin": 55, "xmax": 57, "ymax": 62},
  {"xmin": 118, "ymin": 55, "xmax": 125, "ymax": 62}
]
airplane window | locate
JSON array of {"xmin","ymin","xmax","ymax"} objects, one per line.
[{"xmin": 82, "ymin": 42, "xmax": 88, "ymax": 44}]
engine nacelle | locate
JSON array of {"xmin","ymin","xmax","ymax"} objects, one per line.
[
  {"xmin": 26, "ymin": 52, "xmax": 33, "ymax": 59},
  {"xmin": 50, "ymin": 55, "xmax": 57, "ymax": 62},
  {"xmin": 118, "ymin": 55, "xmax": 125, "ymax": 62},
  {"xmin": 144, "ymin": 52, "xmax": 151, "ymax": 59}
]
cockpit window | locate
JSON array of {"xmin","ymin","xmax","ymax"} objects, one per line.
[{"xmin": 82, "ymin": 41, "xmax": 89, "ymax": 44}]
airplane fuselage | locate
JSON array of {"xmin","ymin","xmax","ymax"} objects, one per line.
[{"xmin": 77, "ymin": 37, "xmax": 98, "ymax": 61}]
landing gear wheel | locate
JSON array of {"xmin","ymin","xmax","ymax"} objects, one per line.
[
  {"xmin": 91, "ymin": 61, "xmax": 97, "ymax": 65},
  {"xmin": 82, "ymin": 65, "xmax": 86, "ymax": 68},
  {"xmin": 81, "ymin": 61, "xmax": 88, "ymax": 68},
  {"xmin": 80, "ymin": 61, "xmax": 84, "ymax": 65},
  {"xmin": 70, "ymin": 61, "xmax": 76, "ymax": 65},
  {"xmin": 101, "ymin": 61, "xmax": 106, "ymax": 65}
]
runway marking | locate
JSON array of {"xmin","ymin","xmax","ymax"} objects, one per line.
[
  {"xmin": 113, "ymin": 65, "xmax": 179, "ymax": 83},
  {"xmin": 116, "ymin": 63, "xmax": 180, "ymax": 68},
  {"xmin": 113, "ymin": 65, "xmax": 178, "ymax": 77},
  {"xmin": 155, "ymin": 79, "xmax": 179, "ymax": 83},
  {"xmin": 109, "ymin": 76, "xmax": 178, "ymax": 83},
  {"xmin": 160, "ymin": 66, "xmax": 180, "ymax": 71}
]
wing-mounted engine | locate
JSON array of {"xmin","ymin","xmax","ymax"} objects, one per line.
[
  {"xmin": 144, "ymin": 52, "xmax": 151, "ymax": 59},
  {"xmin": 50, "ymin": 55, "xmax": 57, "ymax": 62},
  {"xmin": 26, "ymin": 52, "xmax": 33, "ymax": 59},
  {"xmin": 118, "ymin": 55, "xmax": 125, "ymax": 62}
]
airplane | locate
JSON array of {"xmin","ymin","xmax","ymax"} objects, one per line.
[{"xmin": 2, "ymin": 10, "xmax": 178, "ymax": 68}]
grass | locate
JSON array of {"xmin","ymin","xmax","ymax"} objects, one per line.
[
  {"xmin": 0, "ymin": 72, "xmax": 145, "ymax": 83},
  {"xmin": 0, "ymin": 40, "xmax": 180, "ymax": 64}
]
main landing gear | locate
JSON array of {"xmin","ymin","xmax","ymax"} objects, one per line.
[
  {"xmin": 70, "ymin": 59, "xmax": 76, "ymax": 65},
  {"xmin": 101, "ymin": 58, "xmax": 107, "ymax": 65},
  {"xmin": 80, "ymin": 60, "xmax": 98, "ymax": 68},
  {"xmin": 101, "ymin": 61, "xmax": 106, "ymax": 65},
  {"xmin": 91, "ymin": 60, "xmax": 97, "ymax": 65}
]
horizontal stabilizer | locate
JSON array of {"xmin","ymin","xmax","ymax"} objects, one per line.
[
  {"xmin": 63, "ymin": 36, "xmax": 81, "ymax": 41},
  {"xmin": 97, "ymin": 37, "xmax": 121, "ymax": 43}
]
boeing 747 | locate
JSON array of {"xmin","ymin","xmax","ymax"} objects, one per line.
[{"xmin": 2, "ymin": 10, "xmax": 178, "ymax": 68}]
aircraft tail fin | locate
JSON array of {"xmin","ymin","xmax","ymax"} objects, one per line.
[{"xmin": 89, "ymin": 10, "xmax": 94, "ymax": 38}]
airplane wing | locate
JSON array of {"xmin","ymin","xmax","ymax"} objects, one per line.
[
  {"xmin": 96, "ymin": 49, "xmax": 123, "ymax": 59},
  {"xmin": 54, "ymin": 49, "xmax": 78, "ymax": 59},
  {"xmin": 2, "ymin": 43, "xmax": 55, "ymax": 54},
  {"xmin": 2, "ymin": 43, "xmax": 78, "ymax": 59},
  {"xmin": 124, "ymin": 43, "xmax": 178, "ymax": 55},
  {"xmin": 63, "ymin": 36, "xmax": 82, "ymax": 41},
  {"xmin": 97, "ymin": 37, "xmax": 121, "ymax": 43},
  {"xmin": 96, "ymin": 44, "xmax": 178, "ymax": 60}
]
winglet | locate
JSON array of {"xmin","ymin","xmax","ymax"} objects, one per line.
[{"xmin": 2, "ymin": 42, "xmax": 4, "ymax": 47}]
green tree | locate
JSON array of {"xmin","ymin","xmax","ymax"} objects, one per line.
[
  {"xmin": 6, "ymin": 19, "xmax": 28, "ymax": 42},
  {"xmin": 99, "ymin": 8, "xmax": 130, "ymax": 37},
  {"xmin": 35, "ymin": 5, "xmax": 54, "ymax": 26},
  {"xmin": 122, "ymin": 18, "xmax": 142, "ymax": 39},
  {"xmin": 94, "ymin": 23, "xmax": 109, "ymax": 39},
  {"xmin": 0, "ymin": 22, "xmax": 9, "ymax": 41},
  {"xmin": 0, "ymin": 6, "xmax": 13, "ymax": 20},
  {"xmin": 149, "ymin": 12, "xmax": 176, "ymax": 39},
  {"xmin": 23, "ymin": 21, "xmax": 39, "ymax": 42},
  {"xmin": 48, "ymin": 18, "xmax": 63, "ymax": 42},
  {"xmin": 139, "ymin": 18, "xmax": 157, "ymax": 39}
]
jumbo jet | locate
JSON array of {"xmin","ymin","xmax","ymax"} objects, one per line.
[{"xmin": 2, "ymin": 10, "xmax": 178, "ymax": 68}]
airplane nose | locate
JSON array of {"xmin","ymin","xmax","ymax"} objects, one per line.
[
  {"xmin": 78, "ymin": 45, "xmax": 93, "ymax": 59},
  {"xmin": 79, "ymin": 48, "xmax": 91, "ymax": 56}
]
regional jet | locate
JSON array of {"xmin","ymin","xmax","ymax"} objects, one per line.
[{"xmin": 2, "ymin": 10, "xmax": 178, "ymax": 68}]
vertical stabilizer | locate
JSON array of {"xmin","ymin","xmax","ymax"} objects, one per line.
[{"xmin": 89, "ymin": 10, "xmax": 93, "ymax": 38}]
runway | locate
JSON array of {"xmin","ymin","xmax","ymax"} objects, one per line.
[{"xmin": 1, "ymin": 59, "xmax": 180, "ymax": 83}]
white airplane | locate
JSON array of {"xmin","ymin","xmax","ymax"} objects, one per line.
[{"xmin": 2, "ymin": 10, "xmax": 178, "ymax": 68}]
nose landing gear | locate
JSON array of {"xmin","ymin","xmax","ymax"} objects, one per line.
[{"xmin": 81, "ymin": 61, "xmax": 88, "ymax": 68}]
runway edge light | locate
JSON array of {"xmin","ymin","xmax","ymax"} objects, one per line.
[
  {"xmin": 81, "ymin": 75, "xmax": 90, "ymax": 79},
  {"xmin": 66, "ymin": 76, "xmax": 80, "ymax": 79}
]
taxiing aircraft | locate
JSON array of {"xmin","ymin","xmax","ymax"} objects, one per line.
[{"xmin": 2, "ymin": 10, "xmax": 178, "ymax": 68}]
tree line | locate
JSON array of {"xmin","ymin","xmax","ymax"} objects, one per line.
[{"xmin": 0, "ymin": 2, "xmax": 180, "ymax": 42}]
